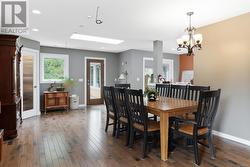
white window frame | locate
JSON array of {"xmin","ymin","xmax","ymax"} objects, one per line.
[
  {"xmin": 163, "ymin": 59, "xmax": 174, "ymax": 82},
  {"xmin": 40, "ymin": 53, "xmax": 69, "ymax": 83}
]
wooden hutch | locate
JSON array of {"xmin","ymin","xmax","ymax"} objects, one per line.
[{"xmin": 0, "ymin": 35, "xmax": 22, "ymax": 139}]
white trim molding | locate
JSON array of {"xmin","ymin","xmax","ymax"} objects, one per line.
[{"xmin": 213, "ymin": 130, "xmax": 250, "ymax": 147}]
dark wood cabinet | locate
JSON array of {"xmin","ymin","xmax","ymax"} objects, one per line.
[
  {"xmin": 0, "ymin": 35, "xmax": 22, "ymax": 139},
  {"xmin": 43, "ymin": 91, "xmax": 69, "ymax": 113}
]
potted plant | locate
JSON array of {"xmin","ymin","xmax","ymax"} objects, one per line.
[
  {"xmin": 144, "ymin": 87, "xmax": 158, "ymax": 101},
  {"xmin": 63, "ymin": 78, "xmax": 76, "ymax": 91}
]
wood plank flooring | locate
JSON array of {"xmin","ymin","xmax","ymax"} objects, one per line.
[{"xmin": 1, "ymin": 105, "xmax": 250, "ymax": 167}]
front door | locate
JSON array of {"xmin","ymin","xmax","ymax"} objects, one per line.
[
  {"xmin": 87, "ymin": 59, "xmax": 104, "ymax": 105},
  {"xmin": 21, "ymin": 48, "xmax": 39, "ymax": 119}
]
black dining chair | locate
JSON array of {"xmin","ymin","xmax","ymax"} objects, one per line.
[
  {"xmin": 156, "ymin": 83, "xmax": 171, "ymax": 97},
  {"xmin": 172, "ymin": 89, "xmax": 221, "ymax": 165},
  {"xmin": 169, "ymin": 84, "xmax": 188, "ymax": 99},
  {"xmin": 103, "ymin": 86, "xmax": 117, "ymax": 137},
  {"xmin": 115, "ymin": 84, "xmax": 131, "ymax": 89},
  {"xmin": 125, "ymin": 89, "xmax": 160, "ymax": 158},
  {"xmin": 184, "ymin": 85, "xmax": 211, "ymax": 145},
  {"xmin": 113, "ymin": 87, "xmax": 130, "ymax": 146},
  {"xmin": 186, "ymin": 85, "xmax": 210, "ymax": 101}
]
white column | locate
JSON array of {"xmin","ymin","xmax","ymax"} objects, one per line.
[{"xmin": 153, "ymin": 40, "xmax": 163, "ymax": 82}]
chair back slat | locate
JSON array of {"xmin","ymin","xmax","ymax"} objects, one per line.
[
  {"xmin": 169, "ymin": 85, "xmax": 187, "ymax": 99},
  {"xmin": 113, "ymin": 88, "xmax": 128, "ymax": 119},
  {"xmin": 125, "ymin": 89, "xmax": 146, "ymax": 127},
  {"xmin": 196, "ymin": 89, "xmax": 221, "ymax": 129},
  {"xmin": 156, "ymin": 84, "xmax": 171, "ymax": 97},
  {"xmin": 187, "ymin": 85, "xmax": 210, "ymax": 101},
  {"xmin": 115, "ymin": 84, "xmax": 131, "ymax": 89},
  {"xmin": 103, "ymin": 86, "xmax": 116, "ymax": 115}
]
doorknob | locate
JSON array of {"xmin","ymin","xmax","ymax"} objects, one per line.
[{"xmin": 34, "ymin": 85, "xmax": 37, "ymax": 88}]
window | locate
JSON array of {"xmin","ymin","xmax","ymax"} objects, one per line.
[
  {"xmin": 143, "ymin": 57, "xmax": 174, "ymax": 91},
  {"xmin": 40, "ymin": 53, "xmax": 69, "ymax": 83},
  {"xmin": 163, "ymin": 59, "xmax": 174, "ymax": 82}
]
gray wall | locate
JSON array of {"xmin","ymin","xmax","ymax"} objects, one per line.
[
  {"xmin": 118, "ymin": 49, "xmax": 179, "ymax": 89},
  {"xmin": 40, "ymin": 46, "xmax": 120, "ymax": 104},
  {"xmin": 19, "ymin": 37, "xmax": 40, "ymax": 50}
]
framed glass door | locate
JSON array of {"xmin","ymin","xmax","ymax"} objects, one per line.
[
  {"xmin": 86, "ymin": 59, "xmax": 104, "ymax": 105},
  {"xmin": 21, "ymin": 48, "xmax": 40, "ymax": 119}
]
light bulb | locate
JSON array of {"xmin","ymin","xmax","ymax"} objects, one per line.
[
  {"xmin": 177, "ymin": 38, "xmax": 183, "ymax": 45},
  {"xmin": 194, "ymin": 34, "xmax": 203, "ymax": 44}
]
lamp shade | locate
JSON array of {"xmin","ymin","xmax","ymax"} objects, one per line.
[{"xmin": 118, "ymin": 73, "xmax": 126, "ymax": 80}]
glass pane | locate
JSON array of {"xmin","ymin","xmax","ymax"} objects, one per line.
[
  {"xmin": 163, "ymin": 64, "xmax": 170, "ymax": 80},
  {"xmin": 44, "ymin": 58, "xmax": 64, "ymax": 80},
  {"xmin": 90, "ymin": 62, "xmax": 101, "ymax": 99},
  {"xmin": 23, "ymin": 56, "xmax": 33, "ymax": 111}
]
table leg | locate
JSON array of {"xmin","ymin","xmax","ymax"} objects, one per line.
[{"xmin": 160, "ymin": 112, "xmax": 169, "ymax": 161}]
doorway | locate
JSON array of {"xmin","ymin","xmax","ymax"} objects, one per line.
[
  {"xmin": 86, "ymin": 59, "xmax": 104, "ymax": 105},
  {"xmin": 21, "ymin": 48, "xmax": 40, "ymax": 119}
]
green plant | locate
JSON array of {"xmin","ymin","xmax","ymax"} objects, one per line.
[
  {"xmin": 144, "ymin": 87, "xmax": 158, "ymax": 95},
  {"xmin": 63, "ymin": 78, "xmax": 76, "ymax": 90}
]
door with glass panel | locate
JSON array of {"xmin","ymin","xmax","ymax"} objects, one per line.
[
  {"xmin": 21, "ymin": 48, "xmax": 39, "ymax": 119},
  {"xmin": 87, "ymin": 59, "xmax": 104, "ymax": 105}
]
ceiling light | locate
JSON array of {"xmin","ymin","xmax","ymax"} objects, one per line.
[
  {"xmin": 32, "ymin": 28, "xmax": 39, "ymax": 32},
  {"xmin": 101, "ymin": 47, "xmax": 105, "ymax": 49},
  {"xmin": 70, "ymin": 33, "xmax": 124, "ymax": 45},
  {"xmin": 177, "ymin": 12, "xmax": 202, "ymax": 56},
  {"xmin": 87, "ymin": 16, "xmax": 92, "ymax": 19},
  {"xmin": 32, "ymin": 9, "xmax": 41, "ymax": 14}
]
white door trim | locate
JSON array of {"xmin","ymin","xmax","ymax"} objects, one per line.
[
  {"xmin": 84, "ymin": 57, "xmax": 106, "ymax": 105},
  {"xmin": 21, "ymin": 47, "xmax": 40, "ymax": 119}
]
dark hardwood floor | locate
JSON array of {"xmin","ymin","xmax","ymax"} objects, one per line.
[{"xmin": 1, "ymin": 105, "xmax": 250, "ymax": 167}]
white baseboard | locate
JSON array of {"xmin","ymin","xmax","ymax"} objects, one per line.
[
  {"xmin": 213, "ymin": 130, "xmax": 250, "ymax": 147},
  {"xmin": 78, "ymin": 104, "xmax": 86, "ymax": 109}
]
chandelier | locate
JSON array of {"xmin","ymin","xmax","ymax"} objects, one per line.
[{"xmin": 177, "ymin": 12, "xmax": 202, "ymax": 56}]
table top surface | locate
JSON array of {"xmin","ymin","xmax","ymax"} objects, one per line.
[{"xmin": 145, "ymin": 97, "xmax": 198, "ymax": 113}]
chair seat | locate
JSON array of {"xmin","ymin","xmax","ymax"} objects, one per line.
[
  {"xmin": 178, "ymin": 124, "xmax": 208, "ymax": 136},
  {"xmin": 119, "ymin": 116, "xmax": 128, "ymax": 123},
  {"xmin": 133, "ymin": 120, "xmax": 160, "ymax": 132}
]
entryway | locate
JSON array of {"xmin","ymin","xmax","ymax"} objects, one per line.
[
  {"xmin": 21, "ymin": 48, "xmax": 40, "ymax": 119},
  {"xmin": 85, "ymin": 58, "xmax": 105, "ymax": 105}
]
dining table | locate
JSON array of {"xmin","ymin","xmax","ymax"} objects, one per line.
[{"xmin": 145, "ymin": 96, "xmax": 198, "ymax": 161}]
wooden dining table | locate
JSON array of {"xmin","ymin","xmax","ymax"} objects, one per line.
[{"xmin": 145, "ymin": 96, "xmax": 198, "ymax": 161}]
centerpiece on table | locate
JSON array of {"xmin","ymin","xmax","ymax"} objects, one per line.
[{"xmin": 144, "ymin": 87, "xmax": 158, "ymax": 101}]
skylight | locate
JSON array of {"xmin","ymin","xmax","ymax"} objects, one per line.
[{"xmin": 70, "ymin": 33, "xmax": 124, "ymax": 45}]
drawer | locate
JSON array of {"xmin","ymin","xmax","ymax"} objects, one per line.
[{"xmin": 45, "ymin": 92, "xmax": 68, "ymax": 98}]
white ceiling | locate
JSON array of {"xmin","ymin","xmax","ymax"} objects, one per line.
[{"xmin": 23, "ymin": 0, "xmax": 250, "ymax": 54}]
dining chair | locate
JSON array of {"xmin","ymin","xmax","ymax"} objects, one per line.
[
  {"xmin": 156, "ymin": 83, "xmax": 171, "ymax": 97},
  {"xmin": 113, "ymin": 87, "xmax": 130, "ymax": 146},
  {"xmin": 125, "ymin": 89, "xmax": 160, "ymax": 158},
  {"xmin": 103, "ymin": 86, "xmax": 117, "ymax": 136},
  {"xmin": 169, "ymin": 84, "xmax": 188, "ymax": 99},
  {"xmin": 184, "ymin": 85, "xmax": 211, "ymax": 145},
  {"xmin": 115, "ymin": 84, "xmax": 131, "ymax": 89},
  {"xmin": 172, "ymin": 89, "xmax": 221, "ymax": 165},
  {"xmin": 186, "ymin": 85, "xmax": 210, "ymax": 101}
]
